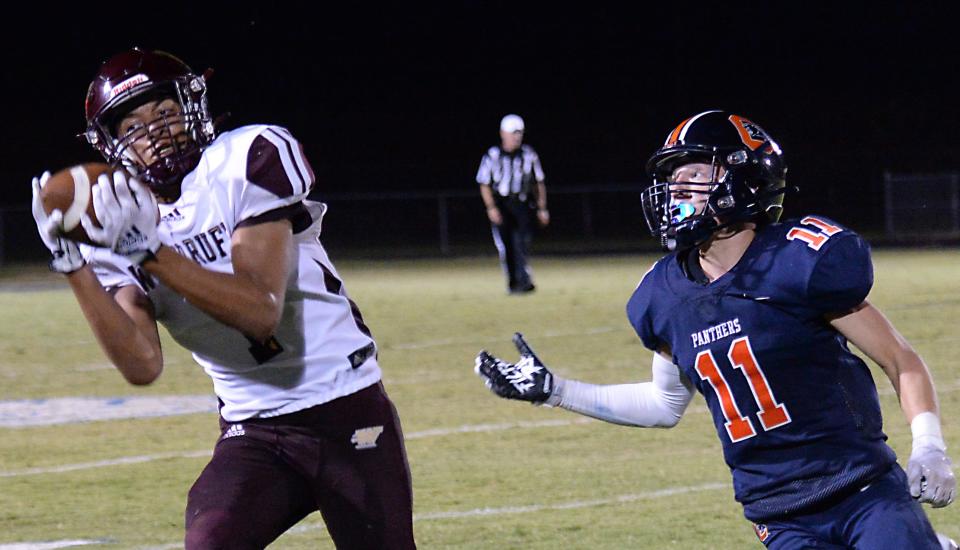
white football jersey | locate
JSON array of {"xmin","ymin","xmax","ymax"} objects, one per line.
[{"xmin": 84, "ymin": 125, "xmax": 381, "ymax": 421}]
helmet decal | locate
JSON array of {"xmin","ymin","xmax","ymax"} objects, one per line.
[
  {"xmin": 107, "ymin": 74, "xmax": 150, "ymax": 101},
  {"xmin": 728, "ymin": 114, "xmax": 767, "ymax": 150}
]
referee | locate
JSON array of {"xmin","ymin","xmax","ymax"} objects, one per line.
[{"xmin": 476, "ymin": 114, "xmax": 549, "ymax": 294}]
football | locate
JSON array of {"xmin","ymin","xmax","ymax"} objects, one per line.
[{"xmin": 39, "ymin": 162, "xmax": 117, "ymax": 245}]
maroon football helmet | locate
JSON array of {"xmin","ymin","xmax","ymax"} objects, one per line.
[{"xmin": 84, "ymin": 48, "xmax": 215, "ymax": 196}]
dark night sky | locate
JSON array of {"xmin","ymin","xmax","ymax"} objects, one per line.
[{"xmin": 4, "ymin": 4, "xmax": 959, "ymax": 229}]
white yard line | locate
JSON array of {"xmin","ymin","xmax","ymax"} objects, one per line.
[
  {"xmin": 412, "ymin": 481, "xmax": 729, "ymax": 521},
  {"xmin": 0, "ymin": 450, "xmax": 211, "ymax": 478},
  {"xmin": 0, "ymin": 411, "xmax": 716, "ymax": 479},
  {"xmin": 7, "ymin": 373, "xmax": 958, "ymax": 546},
  {"xmin": 162, "ymin": 481, "xmax": 730, "ymax": 545},
  {"xmin": 0, "ymin": 540, "xmax": 110, "ymax": 550},
  {"xmin": 406, "ymin": 417, "xmax": 594, "ymax": 439},
  {"xmin": 26, "ymin": 389, "xmax": 948, "ymax": 480},
  {"xmin": 7, "ymin": 379, "xmax": 960, "ymax": 478},
  {"xmin": 0, "ymin": 328, "xmax": 626, "ymax": 427},
  {"xmin": 133, "ymin": 481, "xmax": 729, "ymax": 549},
  {"xmin": 0, "ymin": 418, "xmax": 595, "ymax": 478},
  {"xmin": 0, "ymin": 396, "xmax": 217, "ymax": 428}
]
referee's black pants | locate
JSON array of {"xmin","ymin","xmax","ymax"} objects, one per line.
[{"xmin": 491, "ymin": 197, "xmax": 535, "ymax": 292}]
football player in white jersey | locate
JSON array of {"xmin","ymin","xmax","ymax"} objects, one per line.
[{"xmin": 30, "ymin": 49, "xmax": 415, "ymax": 549}]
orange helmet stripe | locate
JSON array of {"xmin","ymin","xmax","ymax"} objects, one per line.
[{"xmin": 665, "ymin": 117, "xmax": 692, "ymax": 146}]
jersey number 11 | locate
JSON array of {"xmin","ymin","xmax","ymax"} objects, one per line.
[{"xmin": 694, "ymin": 336, "xmax": 792, "ymax": 443}]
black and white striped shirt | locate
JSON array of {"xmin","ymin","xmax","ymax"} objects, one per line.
[{"xmin": 475, "ymin": 144, "xmax": 545, "ymax": 199}]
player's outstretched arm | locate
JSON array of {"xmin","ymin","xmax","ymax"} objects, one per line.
[
  {"xmin": 548, "ymin": 351, "xmax": 695, "ymax": 427},
  {"xmin": 475, "ymin": 335, "xmax": 695, "ymax": 427},
  {"xmin": 67, "ymin": 270, "xmax": 163, "ymax": 385},
  {"xmin": 32, "ymin": 171, "xmax": 162, "ymax": 385},
  {"xmin": 84, "ymin": 173, "xmax": 291, "ymax": 344},
  {"xmin": 143, "ymin": 220, "xmax": 292, "ymax": 344},
  {"xmin": 831, "ymin": 300, "xmax": 956, "ymax": 507}
]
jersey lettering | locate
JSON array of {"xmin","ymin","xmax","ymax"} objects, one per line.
[
  {"xmin": 695, "ymin": 336, "xmax": 792, "ymax": 443},
  {"xmin": 786, "ymin": 216, "xmax": 843, "ymax": 250},
  {"xmin": 126, "ymin": 265, "xmax": 157, "ymax": 291}
]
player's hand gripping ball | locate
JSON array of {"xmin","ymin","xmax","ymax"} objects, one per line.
[{"xmin": 38, "ymin": 162, "xmax": 118, "ymax": 245}]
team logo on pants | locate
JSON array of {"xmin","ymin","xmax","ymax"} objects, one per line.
[
  {"xmin": 753, "ymin": 523, "xmax": 770, "ymax": 543},
  {"xmin": 222, "ymin": 424, "xmax": 245, "ymax": 440},
  {"xmin": 351, "ymin": 426, "xmax": 384, "ymax": 450}
]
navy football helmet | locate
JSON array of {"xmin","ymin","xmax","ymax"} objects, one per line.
[
  {"xmin": 84, "ymin": 48, "xmax": 215, "ymax": 197},
  {"xmin": 641, "ymin": 110, "xmax": 788, "ymax": 251}
]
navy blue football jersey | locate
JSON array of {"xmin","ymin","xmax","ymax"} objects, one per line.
[{"xmin": 626, "ymin": 215, "xmax": 897, "ymax": 522}]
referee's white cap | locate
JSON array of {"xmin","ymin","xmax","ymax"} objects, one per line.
[{"xmin": 500, "ymin": 114, "xmax": 525, "ymax": 133}]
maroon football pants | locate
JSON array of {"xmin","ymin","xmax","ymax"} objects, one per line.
[{"xmin": 184, "ymin": 382, "xmax": 415, "ymax": 549}]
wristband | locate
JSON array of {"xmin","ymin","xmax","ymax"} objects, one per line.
[{"xmin": 912, "ymin": 411, "xmax": 947, "ymax": 452}]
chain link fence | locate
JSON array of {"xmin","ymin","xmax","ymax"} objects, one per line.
[
  {"xmin": 0, "ymin": 184, "xmax": 655, "ymax": 265},
  {"xmin": 883, "ymin": 172, "xmax": 960, "ymax": 240},
  {"xmin": 5, "ymin": 176, "xmax": 956, "ymax": 266}
]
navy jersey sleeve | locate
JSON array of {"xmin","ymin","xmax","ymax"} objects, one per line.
[
  {"xmin": 806, "ymin": 232, "xmax": 874, "ymax": 314},
  {"xmin": 626, "ymin": 261, "xmax": 665, "ymax": 352}
]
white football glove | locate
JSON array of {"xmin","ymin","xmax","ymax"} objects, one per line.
[
  {"xmin": 475, "ymin": 333, "xmax": 555, "ymax": 403},
  {"xmin": 31, "ymin": 171, "xmax": 85, "ymax": 274},
  {"xmin": 907, "ymin": 412, "xmax": 956, "ymax": 508},
  {"xmin": 908, "ymin": 445, "xmax": 956, "ymax": 507},
  {"xmin": 82, "ymin": 171, "xmax": 161, "ymax": 264}
]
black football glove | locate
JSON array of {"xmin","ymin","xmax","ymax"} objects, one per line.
[{"xmin": 475, "ymin": 332, "xmax": 554, "ymax": 403}]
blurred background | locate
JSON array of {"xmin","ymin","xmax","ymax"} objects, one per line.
[
  {"xmin": 3, "ymin": 2, "xmax": 959, "ymax": 262},
  {"xmin": 3, "ymin": 6, "xmax": 960, "ymax": 546}
]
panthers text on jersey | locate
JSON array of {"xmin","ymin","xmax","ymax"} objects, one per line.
[
  {"xmin": 626, "ymin": 215, "xmax": 896, "ymax": 522},
  {"xmin": 83, "ymin": 125, "xmax": 381, "ymax": 421}
]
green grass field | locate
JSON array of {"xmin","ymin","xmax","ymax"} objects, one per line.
[{"xmin": 2, "ymin": 249, "xmax": 959, "ymax": 549}]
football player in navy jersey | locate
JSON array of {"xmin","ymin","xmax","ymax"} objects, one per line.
[
  {"xmin": 31, "ymin": 49, "xmax": 415, "ymax": 549},
  {"xmin": 475, "ymin": 111, "xmax": 957, "ymax": 548}
]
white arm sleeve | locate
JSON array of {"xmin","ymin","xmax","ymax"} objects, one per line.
[{"xmin": 546, "ymin": 353, "xmax": 695, "ymax": 428}]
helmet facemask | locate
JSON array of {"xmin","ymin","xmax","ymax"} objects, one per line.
[{"xmin": 642, "ymin": 151, "xmax": 730, "ymax": 251}]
